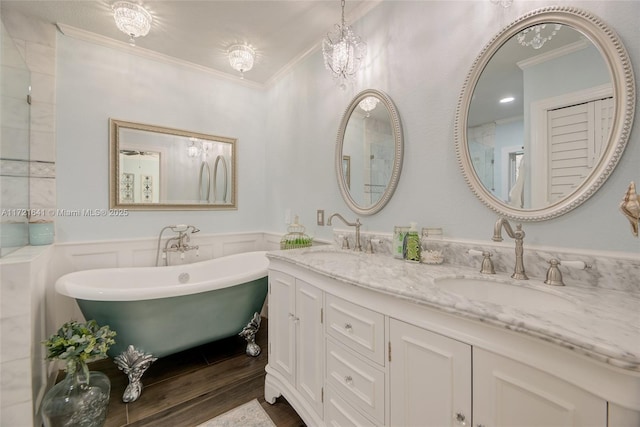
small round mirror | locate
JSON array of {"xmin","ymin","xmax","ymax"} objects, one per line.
[{"xmin": 335, "ymin": 89, "xmax": 403, "ymax": 215}]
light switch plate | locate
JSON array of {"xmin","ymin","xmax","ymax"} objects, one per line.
[{"xmin": 317, "ymin": 209, "xmax": 325, "ymax": 226}]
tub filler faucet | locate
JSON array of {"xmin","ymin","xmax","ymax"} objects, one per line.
[
  {"xmin": 327, "ymin": 213, "xmax": 363, "ymax": 252},
  {"xmin": 492, "ymin": 217, "xmax": 528, "ymax": 280},
  {"xmin": 155, "ymin": 224, "xmax": 200, "ymax": 266}
]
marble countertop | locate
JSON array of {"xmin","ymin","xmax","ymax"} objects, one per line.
[{"xmin": 267, "ymin": 245, "xmax": 640, "ymax": 372}]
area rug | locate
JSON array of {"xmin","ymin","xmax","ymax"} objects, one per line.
[{"xmin": 196, "ymin": 399, "xmax": 276, "ymax": 427}]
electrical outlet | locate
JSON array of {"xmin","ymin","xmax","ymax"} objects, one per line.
[{"xmin": 317, "ymin": 209, "xmax": 325, "ymax": 226}]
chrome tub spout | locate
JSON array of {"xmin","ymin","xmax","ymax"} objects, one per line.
[{"xmin": 155, "ymin": 225, "xmax": 200, "ymax": 266}]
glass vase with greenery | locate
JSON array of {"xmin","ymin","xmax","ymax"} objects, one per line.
[{"xmin": 41, "ymin": 320, "xmax": 116, "ymax": 427}]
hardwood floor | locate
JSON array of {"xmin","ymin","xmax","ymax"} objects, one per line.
[{"xmin": 85, "ymin": 318, "xmax": 305, "ymax": 427}]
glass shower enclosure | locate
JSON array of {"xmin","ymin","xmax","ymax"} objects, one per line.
[{"xmin": 0, "ymin": 21, "xmax": 31, "ymax": 257}]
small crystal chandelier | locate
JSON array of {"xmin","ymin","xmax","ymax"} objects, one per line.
[
  {"xmin": 358, "ymin": 96, "xmax": 379, "ymax": 117},
  {"xmin": 112, "ymin": 1, "xmax": 152, "ymax": 46},
  {"xmin": 517, "ymin": 24, "xmax": 562, "ymax": 50},
  {"xmin": 322, "ymin": 0, "xmax": 366, "ymax": 89},
  {"xmin": 228, "ymin": 44, "xmax": 256, "ymax": 79}
]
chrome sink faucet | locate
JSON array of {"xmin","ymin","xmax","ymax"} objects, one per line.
[
  {"xmin": 492, "ymin": 217, "xmax": 528, "ymax": 280},
  {"xmin": 327, "ymin": 213, "xmax": 362, "ymax": 252}
]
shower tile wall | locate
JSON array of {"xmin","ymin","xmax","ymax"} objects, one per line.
[
  {"xmin": 1, "ymin": 23, "xmax": 30, "ymax": 254},
  {"xmin": 2, "ymin": 9, "xmax": 57, "ymax": 222},
  {"xmin": 0, "ymin": 9, "xmax": 56, "ymax": 426}
]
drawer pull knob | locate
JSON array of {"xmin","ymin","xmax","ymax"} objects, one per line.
[
  {"xmin": 455, "ymin": 412, "xmax": 467, "ymax": 426},
  {"xmin": 344, "ymin": 375, "xmax": 354, "ymax": 386},
  {"xmin": 344, "ymin": 323, "xmax": 353, "ymax": 333}
]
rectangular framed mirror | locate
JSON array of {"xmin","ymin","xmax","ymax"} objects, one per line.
[{"xmin": 109, "ymin": 119, "xmax": 237, "ymax": 210}]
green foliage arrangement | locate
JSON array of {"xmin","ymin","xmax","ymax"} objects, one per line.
[
  {"xmin": 280, "ymin": 231, "xmax": 313, "ymax": 250},
  {"xmin": 43, "ymin": 320, "xmax": 116, "ymax": 376},
  {"xmin": 280, "ymin": 235, "xmax": 313, "ymax": 250}
]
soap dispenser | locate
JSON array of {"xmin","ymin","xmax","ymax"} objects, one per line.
[{"xmin": 403, "ymin": 222, "xmax": 421, "ymax": 262}]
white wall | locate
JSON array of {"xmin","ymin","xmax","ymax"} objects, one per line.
[
  {"xmin": 53, "ymin": 1, "xmax": 639, "ymax": 250},
  {"xmin": 55, "ymin": 36, "xmax": 268, "ymax": 242},
  {"xmin": 265, "ymin": 0, "xmax": 640, "ymax": 253}
]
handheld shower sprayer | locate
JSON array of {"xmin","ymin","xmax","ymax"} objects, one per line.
[{"xmin": 169, "ymin": 224, "xmax": 200, "ymax": 233}]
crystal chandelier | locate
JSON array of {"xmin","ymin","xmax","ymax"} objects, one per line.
[
  {"xmin": 112, "ymin": 1, "xmax": 152, "ymax": 46},
  {"xmin": 322, "ymin": 0, "xmax": 366, "ymax": 89},
  {"xmin": 358, "ymin": 96, "xmax": 379, "ymax": 117},
  {"xmin": 228, "ymin": 44, "xmax": 256, "ymax": 79},
  {"xmin": 517, "ymin": 24, "xmax": 562, "ymax": 49}
]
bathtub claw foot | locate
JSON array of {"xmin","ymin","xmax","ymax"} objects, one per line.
[
  {"xmin": 239, "ymin": 312, "xmax": 262, "ymax": 357},
  {"xmin": 114, "ymin": 345, "xmax": 158, "ymax": 402}
]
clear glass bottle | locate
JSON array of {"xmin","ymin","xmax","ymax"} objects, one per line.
[
  {"xmin": 393, "ymin": 226, "xmax": 410, "ymax": 259},
  {"xmin": 41, "ymin": 360, "xmax": 111, "ymax": 427}
]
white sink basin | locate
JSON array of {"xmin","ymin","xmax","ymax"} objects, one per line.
[{"xmin": 433, "ymin": 277, "xmax": 577, "ymax": 311}]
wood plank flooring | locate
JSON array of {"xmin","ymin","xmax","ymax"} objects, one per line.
[{"xmin": 83, "ymin": 317, "xmax": 305, "ymax": 427}]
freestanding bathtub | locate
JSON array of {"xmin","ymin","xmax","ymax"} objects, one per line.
[{"xmin": 55, "ymin": 250, "xmax": 269, "ymax": 402}]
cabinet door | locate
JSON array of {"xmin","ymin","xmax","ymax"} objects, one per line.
[
  {"xmin": 268, "ymin": 271, "xmax": 296, "ymax": 385},
  {"xmin": 390, "ymin": 319, "xmax": 472, "ymax": 427},
  {"xmin": 474, "ymin": 348, "xmax": 607, "ymax": 427},
  {"xmin": 296, "ymin": 279, "xmax": 324, "ymax": 417}
]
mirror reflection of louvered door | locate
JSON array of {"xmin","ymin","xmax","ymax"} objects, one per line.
[{"xmin": 546, "ymin": 97, "xmax": 613, "ymax": 203}]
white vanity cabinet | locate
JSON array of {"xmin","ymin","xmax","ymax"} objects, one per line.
[
  {"xmin": 266, "ymin": 270, "xmax": 324, "ymax": 420},
  {"xmin": 265, "ymin": 257, "xmax": 637, "ymax": 427},
  {"xmin": 389, "ymin": 319, "xmax": 472, "ymax": 427}
]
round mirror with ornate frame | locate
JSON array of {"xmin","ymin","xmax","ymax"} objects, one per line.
[
  {"xmin": 454, "ymin": 7, "xmax": 635, "ymax": 221},
  {"xmin": 336, "ymin": 89, "xmax": 404, "ymax": 215}
]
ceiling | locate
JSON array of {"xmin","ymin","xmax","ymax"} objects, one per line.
[{"xmin": 1, "ymin": 0, "xmax": 377, "ymax": 86}]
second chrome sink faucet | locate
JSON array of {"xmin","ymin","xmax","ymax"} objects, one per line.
[
  {"xmin": 492, "ymin": 217, "xmax": 528, "ymax": 280},
  {"xmin": 327, "ymin": 213, "xmax": 362, "ymax": 252}
]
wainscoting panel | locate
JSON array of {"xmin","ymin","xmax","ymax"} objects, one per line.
[{"xmin": 70, "ymin": 251, "xmax": 119, "ymax": 271}]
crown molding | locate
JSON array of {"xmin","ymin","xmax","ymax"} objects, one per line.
[
  {"xmin": 517, "ymin": 38, "xmax": 589, "ymax": 70},
  {"xmin": 55, "ymin": 23, "xmax": 265, "ymax": 90},
  {"xmin": 57, "ymin": 0, "xmax": 382, "ymax": 91}
]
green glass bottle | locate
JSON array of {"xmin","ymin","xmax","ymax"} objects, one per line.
[{"xmin": 403, "ymin": 222, "xmax": 421, "ymax": 262}]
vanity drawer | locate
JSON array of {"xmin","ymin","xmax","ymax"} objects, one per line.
[
  {"xmin": 326, "ymin": 338, "xmax": 385, "ymax": 424},
  {"xmin": 325, "ymin": 385, "xmax": 378, "ymax": 427},
  {"xmin": 325, "ymin": 293, "xmax": 385, "ymax": 365}
]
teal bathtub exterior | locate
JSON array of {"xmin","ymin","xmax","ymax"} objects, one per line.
[
  {"xmin": 77, "ymin": 276, "xmax": 267, "ymax": 358},
  {"xmin": 56, "ymin": 250, "xmax": 270, "ymax": 360},
  {"xmin": 56, "ymin": 250, "xmax": 269, "ymax": 402}
]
